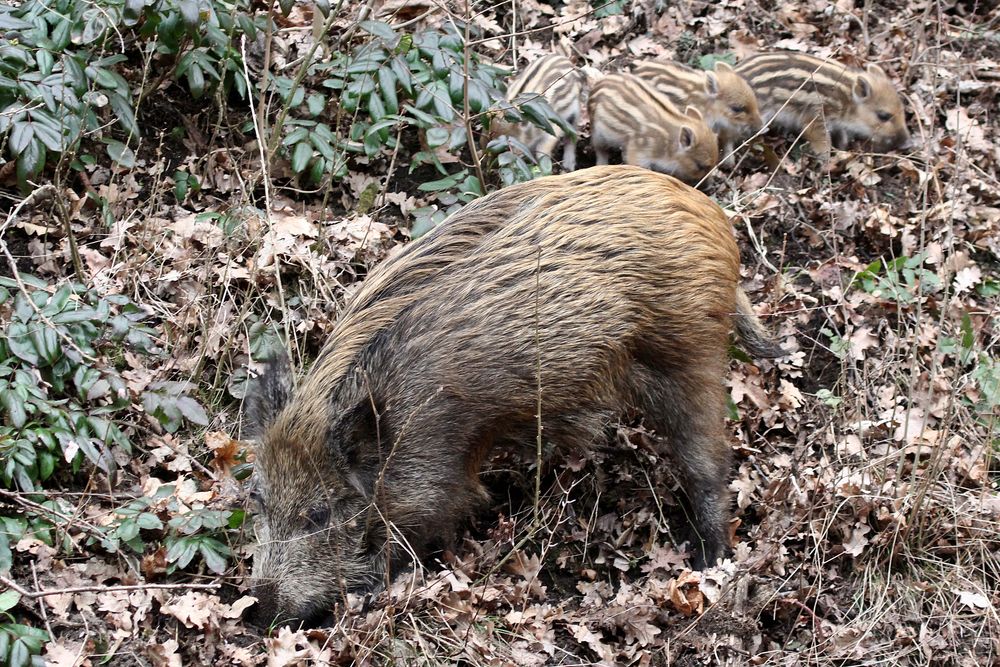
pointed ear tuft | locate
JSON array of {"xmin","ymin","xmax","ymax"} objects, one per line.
[
  {"xmin": 244, "ymin": 352, "xmax": 292, "ymax": 438},
  {"xmin": 866, "ymin": 63, "xmax": 886, "ymax": 79},
  {"xmin": 685, "ymin": 105, "xmax": 704, "ymax": 121},
  {"xmin": 853, "ymin": 75, "xmax": 872, "ymax": 101},
  {"xmin": 704, "ymin": 72, "xmax": 719, "ymax": 96},
  {"xmin": 327, "ymin": 393, "xmax": 382, "ymax": 496},
  {"xmin": 679, "ymin": 125, "xmax": 695, "ymax": 150}
]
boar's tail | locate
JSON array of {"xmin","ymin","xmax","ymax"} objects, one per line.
[{"xmin": 734, "ymin": 288, "xmax": 785, "ymax": 359}]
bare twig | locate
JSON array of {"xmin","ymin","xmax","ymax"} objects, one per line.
[
  {"xmin": 0, "ymin": 489, "xmax": 106, "ymax": 537},
  {"xmin": 462, "ymin": 0, "xmax": 487, "ymax": 189},
  {"xmin": 533, "ymin": 245, "xmax": 543, "ymax": 530},
  {"xmin": 0, "ymin": 575, "xmax": 219, "ymax": 599}
]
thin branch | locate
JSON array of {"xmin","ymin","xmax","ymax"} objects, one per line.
[
  {"xmin": 0, "ymin": 575, "xmax": 219, "ymax": 600},
  {"xmin": 462, "ymin": 0, "xmax": 486, "ymax": 189}
]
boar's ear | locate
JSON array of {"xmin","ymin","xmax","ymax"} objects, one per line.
[
  {"xmin": 704, "ymin": 72, "xmax": 719, "ymax": 97},
  {"xmin": 327, "ymin": 396, "xmax": 382, "ymax": 496},
  {"xmin": 244, "ymin": 352, "xmax": 292, "ymax": 437},
  {"xmin": 713, "ymin": 61, "xmax": 734, "ymax": 74},
  {"xmin": 853, "ymin": 75, "xmax": 872, "ymax": 102},
  {"xmin": 679, "ymin": 124, "xmax": 696, "ymax": 150}
]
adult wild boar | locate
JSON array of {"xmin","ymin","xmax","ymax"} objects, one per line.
[{"xmin": 245, "ymin": 165, "xmax": 782, "ymax": 625}]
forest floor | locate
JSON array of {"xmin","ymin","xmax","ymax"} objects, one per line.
[{"xmin": 2, "ymin": 0, "xmax": 998, "ymax": 665}]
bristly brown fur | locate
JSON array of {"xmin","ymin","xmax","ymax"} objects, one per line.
[{"xmin": 246, "ymin": 165, "xmax": 781, "ymax": 625}]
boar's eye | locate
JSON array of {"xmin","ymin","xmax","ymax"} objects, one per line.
[
  {"xmin": 248, "ymin": 490, "xmax": 264, "ymax": 511},
  {"xmin": 876, "ymin": 111, "xmax": 893, "ymax": 122},
  {"xmin": 729, "ymin": 104, "xmax": 747, "ymax": 114},
  {"xmin": 305, "ymin": 506, "xmax": 331, "ymax": 528}
]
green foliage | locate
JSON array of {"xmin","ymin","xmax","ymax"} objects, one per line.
[
  {"xmin": 592, "ymin": 0, "xmax": 627, "ymax": 18},
  {"xmin": 0, "ymin": 276, "xmax": 207, "ymax": 490},
  {"xmin": 0, "ymin": 487, "xmax": 240, "ymax": 577},
  {"xmin": 0, "ymin": 590, "xmax": 46, "ymax": 667},
  {"xmin": 277, "ymin": 21, "xmax": 568, "ymax": 232},
  {"xmin": 165, "ymin": 505, "xmax": 237, "ymax": 575},
  {"xmin": 854, "ymin": 254, "xmax": 942, "ymax": 305},
  {"xmin": 0, "ymin": 513, "xmax": 61, "ymax": 581},
  {"xmin": 821, "ymin": 326, "xmax": 850, "ymax": 361},
  {"xmin": 98, "ymin": 487, "xmax": 239, "ymax": 575},
  {"xmin": 0, "ymin": 0, "xmax": 262, "ymax": 184},
  {"xmin": 940, "ymin": 313, "xmax": 1000, "ymax": 431},
  {"xmin": 699, "ymin": 52, "xmax": 737, "ymax": 70},
  {"xmin": 276, "ymin": 21, "xmax": 503, "ymax": 182},
  {"xmin": 102, "ymin": 497, "xmax": 165, "ymax": 553},
  {"xmin": 816, "ymin": 388, "xmax": 843, "ymax": 408}
]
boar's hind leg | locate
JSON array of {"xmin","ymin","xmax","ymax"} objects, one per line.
[{"xmin": 632, "ymin": 364, "xmax": 731, "ymax": 570}]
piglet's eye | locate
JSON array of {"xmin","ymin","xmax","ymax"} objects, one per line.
[
  {"xmin": 876, "ymin": 111, "xmax": 893, "ymax": 122},
  {"xmin": 730, "ymin": 104, "xmax": 746, "ymax": 114}
]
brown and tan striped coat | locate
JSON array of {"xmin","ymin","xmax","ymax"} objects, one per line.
[
  {"xmin": 735, "ymin": 52, "xmax": 911, "ymax": 155},
  {"xmin": 631, "ymin": 59, "xmax": 762, "ymax": 164},
  {"xmin": 491, "ymin": 54, "xmax": 585, "ymax": 170},
  {"xmin": 588, "ymin": 73, "xmax": 719, "ymax": 184}
]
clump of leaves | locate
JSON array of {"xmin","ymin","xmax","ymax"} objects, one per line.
[
  {"xmin": 0, "ymin": 589, "xmax": 46, "ymax": 667},
  {"xmin": 277, "ymin": 21, "xmax": 569, "ymax": 234},
  {"xmin": 854, "ymin": 253, "xmax": 942, "ymax": 305},
  {"xmin": 97, "ymin": 487, "xmax": 242, "ymax": 575},
  {"xmin": 0, "ymin": 276, "xmax": 207, "ymax": 490},
  {"xmin": 0, "ymin": 0, "xmax": 261, "ymax": 183}
]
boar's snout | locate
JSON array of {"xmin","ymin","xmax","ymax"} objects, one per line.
[
  {"xmin": 248, "ymin": 580, "xmax": 330, "ymax": 629},
  {"xmin": 247, "ymin": 581, "xmax": 289, "ymax": 629}
]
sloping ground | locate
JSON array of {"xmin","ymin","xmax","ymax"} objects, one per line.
[{"xmin": 3, "ymin": 0, "xmax": 997, "ymax": 665}]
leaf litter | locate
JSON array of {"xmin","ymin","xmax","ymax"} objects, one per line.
[{"xmin": 0, "ymin": 0, "xmax": 996, "ymax": 665}]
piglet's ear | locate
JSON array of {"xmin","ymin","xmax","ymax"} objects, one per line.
[
  {"xmin": 866, "ymin": 63, "xmax": 887, "ymax": 79},
  {"xmin": 704, "ymin": 72, "xmax": 719, "ymax": 97},
  {"xmin": 679, "ymin": 125, "xmax": 696, "ymax": 150},
  {"xmin": 853, "ymin": 75, "xmax": 872, "ymax": 102},
  {"xmin": 244, "ymin": 352, "xmax": 292, "ymax": 438}
]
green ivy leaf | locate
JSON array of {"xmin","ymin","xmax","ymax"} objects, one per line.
[
  {"xmin": 291, "ymin": 141, "xmax": 313, "ymax": 173},
  {"xmin": 9, "ymin": 121, "xmax": 34, "ymax": 154},
  {"xmin": 425, "ymin": 126, "xmax": 448, "ymax": 148},
  {"xmin": 30, "ymin": 324, "xmax": 59, "ymax": 366},
  {"xmin": 108, "ymin": 92, "xmax": 139, "ymax": 138},
  {"xmin": 174, "ymin": 396, "xmax": 208, "ymax": 426},
  {"xmin": 0, "ymin": 588, "xmax": 19, "ymax": 612},
  {"xmin": 187, "ymin": 62, "xmax": 205, "ymax": 98},
  {"xmin": 378, "ymin": 66, "xmax": 398, "ymax": 115},
  {"xmin": 306, "ymin": 93, "xmax": 325, "ymax": 116},
  {"xmin": 6, "ymin": 323, "xmax": 40, "ymax": 365},
  {"xmin": 106, "ymin": 140, "xmax": 136, "ymax": 168},
  {"xmin": 179, "ymin": 0, "xmax": 201, "ymax": 31},
  {"xmin": 198, "ymin": 538, "xmax": 231, "ymax": 574}
]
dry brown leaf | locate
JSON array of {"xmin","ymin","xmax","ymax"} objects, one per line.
[
  {"xmin": 667, "ymin": 571, "xmax": 704, "ymax": 616},
  {"xmin": 160, "ymin": 591, "xmax": 219, "ymax": 630}
]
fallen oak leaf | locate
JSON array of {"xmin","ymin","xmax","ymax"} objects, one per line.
[
  {"xmin": 206, "ymin": 431, "xmax": 242, "ymax": 474},
  {"xmin": 667, "ymin": 570, "xmax": 704, "ymax": 616}
]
